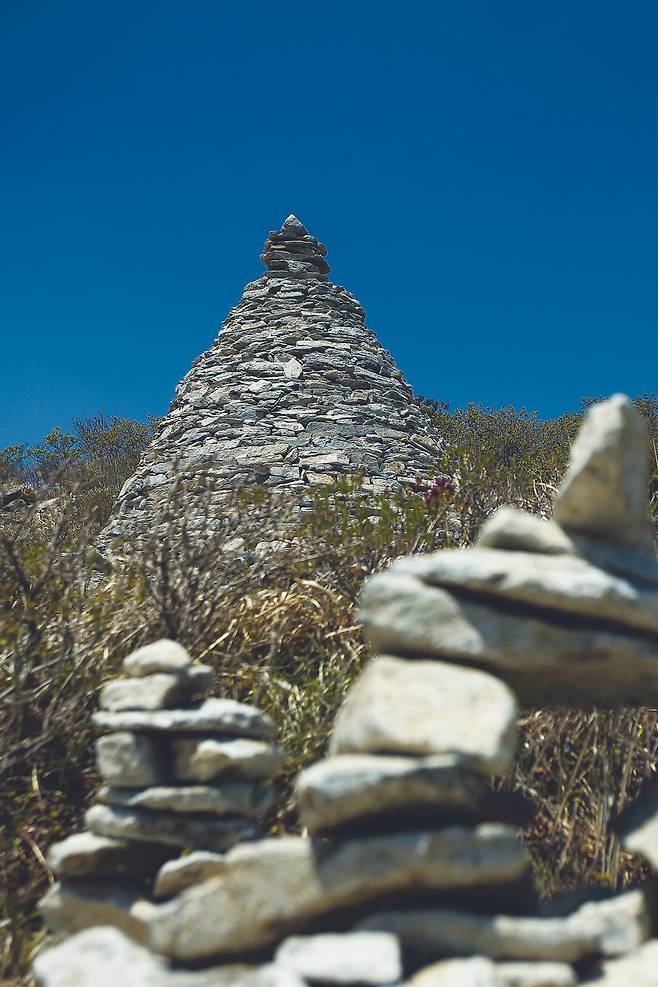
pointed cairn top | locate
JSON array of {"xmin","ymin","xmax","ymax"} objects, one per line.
[
  {"xmin": 554, "ymin": 393, "xmax": 655, "ymax": 556},
  {"xmin": 261, "ymin": 215, "xmax": 331, "ymax": 280}
]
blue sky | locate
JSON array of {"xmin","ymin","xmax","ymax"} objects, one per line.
[{"xmin": 2, "ymin": 2, "xmax": 657, "ymax": 447}]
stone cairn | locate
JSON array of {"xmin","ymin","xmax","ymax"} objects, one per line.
[
  {"xmin": 101, "ymin": 214, "xmax": 442, "ymax": 552},
  {"xmin": 40, "ymin": 640, "xmax": 283, "ymax": 943},
  {"xmin": 36, "ymin": 395, "xmax": 658, "ymax": 986}
]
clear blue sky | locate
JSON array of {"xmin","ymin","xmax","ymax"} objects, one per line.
[{"xmin": 2, "ymin": 1, "xmax": 657, "ymax": 447}]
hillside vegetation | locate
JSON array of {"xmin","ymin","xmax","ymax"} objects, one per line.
[{"xmin": 1, "ymin": 398, "xmax": 658, "ymax": 983}]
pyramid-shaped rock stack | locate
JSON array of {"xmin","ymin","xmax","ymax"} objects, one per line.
[{"xmin": 103, "ymin": 215, "xmax": 442, "ymax": 546}]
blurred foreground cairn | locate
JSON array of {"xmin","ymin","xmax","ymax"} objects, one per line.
[{"xmin": 36, "ymin": 395, "xmax": 658, "ymax": 986}]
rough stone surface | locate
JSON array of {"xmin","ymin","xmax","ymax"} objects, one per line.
[
  {"xmin": 360, "ymin": 572, "xmax": 658, "ymax": 706},
  {"xmin": 477, "ymin": 507, "xmax": 576, "ymax": 556},
  {"xmin": 553, "ymin": 394, "xmax": 655, "ymax": 555},
  {"xmin": 123, "ymin": 639, "xmax": 193, "ymax": 677},
  {"xmin": 329, "ymin": 655, "xmax": 518, "ymax": 776},
  {"xmin": 39, "ymin": 880, "xmax": 155, "ymax": 943},
  {"xmin": 47, "ymin": 831, "xmax": 169, "ymax": 879},
  {"xmin": 101, "ymin": 216, "xmax": 442, "ymax": 549},
  {"xmin": 95, "ymin": 732, "xmax": 163, "ymax": 788},
  {"xmin": 148, "ymin": 830, "xmax": 529, "ymax": 960},
  {"xmin": 93, "ymin": 697, "xmax": 274, "ymax": 738},
  {"xmin": 391, "ymin": 546, "xmax": 658, "ymax": 636},
  {"xmin": 86, "ymin": 803, "xmax": 260, "ymax": 852},
  {"xmin": 173, "ymin": 736, "xmax": 284, "ymax": 782},
  {"xmin": 296, "ymin": 754, "xmax": 532, "ymax": 835},
  {"xmin": 153, "ymin": 852, "xmax": 226, "ymax": 899},
  {"xmin": 100, "ymin": 673, "xmax": 193, "ymax": 712},
  {"xmin": 275, "ymin": 931, "xmax": 403, "ymax": 984},
  {"xmin": 356, "ymin": 888, "xmax": 650, "ymax": 963},
  {"xmin": 411, "ymin": 957, "xmax": 498, "ymax": 986},
  {"xmin": 586, "ymin": 939, "xmax": 658, "ymax": 985},
  {"xmin": 494, "ymin": 962, "xmax": 576, "ymax": 987},
  {"xmin": 98, "ymin": 781, "xmax": 273, "ymax": 817}
]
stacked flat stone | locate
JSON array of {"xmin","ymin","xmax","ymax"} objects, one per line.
[
  {"xmin": 39, "ymin": 639, "xmax": 283, "ymax": 942},
  {"xmin": 101, "ymin": 214, "xmax": 442, "ymax": 548}
]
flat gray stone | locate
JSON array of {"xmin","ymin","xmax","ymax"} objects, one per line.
[
  {"xmin": 411, "ymin": 957, "xmax": 498, "ymax": 986},
  {"xmin": 39, "ymin": 880, "xmax": 155, "ymax": 943},
  {"xmin": 329, "ymin": 655, "xmax": 518, "ymax": 777},
  {"xmin": 173, "ymin": 736, "xmax": 284, "ymax": 782},
  {"xmin": 477, "ymin": 507, "xmax": 576, "ymax": 555},
  {"xmin": 86, "ymin": 803, "xmax": 260, "ymax": 852},
  {"xmin": 100, "ymin": 674, "xmax": 192, "ymax": 712},
  {"xmin": 123, "ymin": 639, "xmax": 193, "ymax": 676},
  {"xmin": 391, "ymin": 546, "xmax": 658, "ymax": 636},
  {"xmin": 93, "ymin": 697, "xmax": 274, "ymax": 739},
  {"xmin": 356, "ymin": 888, "xmax": 650, "ymax": 963},
  {"xmin": 275, "ymin": 931, "xmax": 403, "ymax": 984},
  {"xmin": 586, "ymin": 940, "xmax": 658, "ymax": 984},
  {"xmin": 148, "ymin": 829, "xmax": 528, "ymax": 961},
  {"xmin": 95, "ymin": 732, "xmax": 163, "ymax": 788},
  {"xmin": 46, "ymin": 831, "xmax": 169, "ymax": 878},
  {"xmin": 97, "ymin": 781, "xmax": 273, "ymax": 818},
  {"xmin": 554, "ymin": 394, "xmax": 655, "ymax": 556},
  {"xmin": 296, "ymin": 754, "xmax": 530, "ymax": 835},
  {"xmin": 360, "ymin": 572, "xmax": 658, "ymax": 706},
  {"xmin": 495, "ymin": 962, "xmax": 576, "ymax": 987},
  {"xmin": 154, "ymin": 851, "xmax": 226, "ymax": 899}
]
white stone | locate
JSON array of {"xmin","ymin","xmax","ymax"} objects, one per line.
[
  {"xmin": 391, "ymin": 546, "xmax": 658, "ymax": 636},
  {"xmin": 587, "ymin": 939, "xmax": 658, "ymax": 985},
  {"xmin": 356, "ymin": 889, "xmax": 650, "ymax": 963},
  {"xmin": 330, "ymin": 655, "xmax": 518, "ymax": 776},
  {"xmin": 46, "ymin": 831, "xmax": 168, "ymax": 878},
  {"xmin": 148, "ymin": 829, "xmax": 528, "ymax": 960},
  {"xmin": 173, "ymin": 736, "xmax": 284, "ymax": 782},
  {"xmin": 33, "ymin": 926, "xmax": 165, "ymax": 987},
  {"xmin": 477, "ymin": 507, "xmax": 575, "ymax": 555},
  {"xmin": 554, "ymin": 394, "xmax": 655, "ymax": 555},
  {"xmin": 93, "ymin": 697, "xmax": 274, "ymax": 738},
  {"xmin": 275, "ymin": 932, "xmax": 403, "ymax": 984},
  {"xmin": 154, "ymin": 852, "xmax": 226, "ymax": 899},
  {"xmin": 95, "ymin": 732, "xmax": 162, "ymax": 788},
  {"xmin": 97, "ymin": 780, "xmax": 273, "ymax": 817},
  {"xmin": 495, "ymin": 962, "xmax": 576, "ymax": 987},
  {"xmin": 123, "ymin": 639, "xmax": 192, "ymax": 677},
  {"xmin": 39, "ymin": 881, "xmax": 155, "ymax": 943},
  {"xmin": 100, "ymin": 674, "xmax": 190, "ymax": 712},
  {"xmin": 282, "ymin": 357, "xmax": 303, "ymax": 378},
  {"xmin": 86, "ymin": 803, "xmax": 260, "ymax": 852},
  {"xmin": 411, "ymin": 957, "xmax": 498, "ymax": 986}
]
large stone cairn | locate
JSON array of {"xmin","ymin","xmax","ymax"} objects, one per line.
[
  {"xmin": 36, "ymin": 395, "xmax": 658, "ymax": 986},
  {"xmin": 102, "ymin": 214, "xmax": 442, "ymax": 549},
  {"xmin": 40, "ymin": 639, "xmax": 283, "ymax": 943}
]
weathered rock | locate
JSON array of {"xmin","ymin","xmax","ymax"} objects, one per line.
[
  {"xmin": 39, "ymin": 880, "xmax": 155, "ymax": 943},
  {"xmin": 100, "ymin": 674, "xmax": 193, "ymax": 712},
  {"xmin": 173, "ymin": 736, "xmax": 284, "ymax": 782},
  {"xmin": 275, "ymin": 931, "xmax": 403, "ymax": 984},
  {"xmin": 95, "ymin": 732, "xmax": 163, "ymax": 788},
  {"xmin": 93, "ymin": 697, "xmax": 274, "ymax": 739},
  {"xmin": 330, "ymin": 655, "xmax": 518, "ymax": 777},
  {"xmin": 33, "ymin": 926, "xmax": 306, "ymax": 987},
  {"xmin": 411, "ymin": 957, "xmax": 498, "ymax": 986},
  {"xmin": 586, "ymin": 939, "xmax": 658, "ymax": 985},
  {"xmin": 355, "ymin": 888, "xmax": 650, "ymax": 963},
  {"xmin": 360, "ymin": 572, "xmax": 658, "ymax": 706},
  {"xmin": 494, "ymin": 962, "xmax": 576, "ymax": 987},
  {"xmin": 123, "ymin": 639, "xmax": 193, "ymax": 677},
  {"xmin": 86, "ymin": 803, "xmax": 260, "ymax": 852},
  {"xmin": 154, "ymin": 851, "xmax": 226, "ymax": 899},
  {"xmin": 98, "ymin": 781, "xmax": 273, "ymax": 817},
  {"xmin": 615, "ymin": 776, "xmax": 658, "ymax": 870},
  {"xmin": 553, "ymin": 394, "xmax": 655, "ymax": 556},
  {"xmin": 296, "ymin": 754, "xmax": 533, "ymax": 835},
  {"xmin": 392, "ymin": 547, "xmax": 658, "ymax": 637},
  {"xmin": 148, "ymin": 830, "xmax": 529, "ymax": 960},
  {"xmin": 47, "ymin": 831, "xmax": 169, "ymax": 879},
  {"xmin": 477, "ymin": 507, "xmax": 576, "ymax": 556}
]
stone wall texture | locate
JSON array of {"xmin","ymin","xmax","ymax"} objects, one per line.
[{"xmin": 102, "ymin": 215, "xmax": 442, "ymax": 546}]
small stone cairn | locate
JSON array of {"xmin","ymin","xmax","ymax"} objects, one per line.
[
  {"xmin": 36, "ymin": 395, "xmax": 658, "ymax": 986},
  {"xmin": 40, "ymin": 639, "xmax": 283, "ymax": 943}
]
